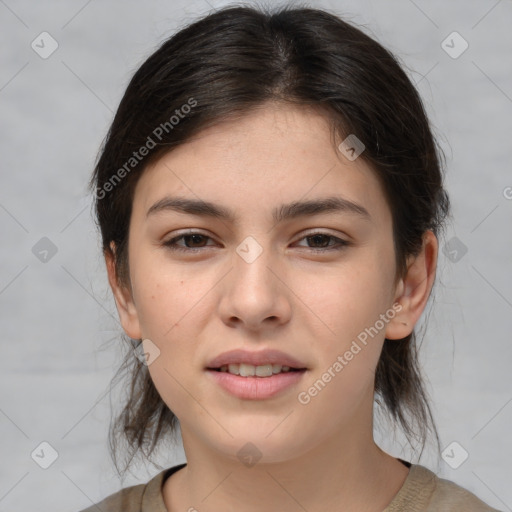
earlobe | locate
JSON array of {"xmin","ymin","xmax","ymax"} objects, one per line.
[
  {"xmin": 385, "ymin": 230, "xmax": 438, "ymax": 340},
  {"xmin": 104, "ymin": 243, "xmax": 142, "ymax": 340}
]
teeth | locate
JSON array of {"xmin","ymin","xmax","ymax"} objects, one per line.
[
  {"xmin": 219, "ymin": 363, "xmax": 294, "ymax": 377},
  {"xmin": 255, "ymin": 364, "xmax": 273, "ymax": 377},
  {"xmin": 228, "ymin": 364, "xmax": 240, "ymax": 375},
  {"xmin": 239, "ymin": 363, "xmax": 255, "ymax": 377}
]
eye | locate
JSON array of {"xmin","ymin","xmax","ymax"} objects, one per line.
[
  {"xmin": 294, "ymin": 232, "xmax": 349, "ymax": 251},
  {"xmin": 162, "ymin": 230, "xmax": 349, "ymax": 253},
  {"xmin": 163, "ymin": 231, "xmax": 217, "ymax": 252}
]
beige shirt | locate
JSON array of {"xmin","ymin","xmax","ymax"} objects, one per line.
[{"xmin": 79, "ymin": 461, "xmax": 502, "ymax": 512}]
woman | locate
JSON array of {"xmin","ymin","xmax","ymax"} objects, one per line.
[{"xmin": 81, "ymin": 4, "xmax": 500, "ymax": 511}]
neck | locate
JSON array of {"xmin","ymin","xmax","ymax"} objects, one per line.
[{"xmin": 163, "ymin": 422, "xmax": 409, "ymax": 512}]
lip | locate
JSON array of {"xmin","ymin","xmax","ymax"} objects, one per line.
[
  {"xmin": 206, "ymin": 349, "xmax": 307, "ymax": 370},
  {"xmin": 206, "ymin": 369, "xmax": 307, "ymax": 400}
]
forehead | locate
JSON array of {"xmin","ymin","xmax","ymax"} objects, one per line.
[{"xmin": 132, "ymin": 103, "xmax": 391, "ymax": 228}]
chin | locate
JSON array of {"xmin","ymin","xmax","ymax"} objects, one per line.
[{"xmin": 200, "ymin": 427, "xmax": 315, "ymax": 467}]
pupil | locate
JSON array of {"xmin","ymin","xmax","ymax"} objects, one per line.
[
  {"xmin": 309, "ymin": 234, "xmax": 329, "ymax": 247},
  {"xmin": 186, "ymin": 234, "xmax": 206, "ymax": 247}
]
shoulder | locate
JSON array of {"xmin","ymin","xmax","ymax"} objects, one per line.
[
  {"xmin": 386, "ymin": 464, "xmax": 502, "ymax": 512},
  {"xmin": 77, "ymin": 482, "xmax": 146, "ymax": 512},
  {"xmin": 429, "ymin": 468, "xmax": 502, "ymax": 512},
  {"xmin": 76, "ymin": 465, "xmax": 177, "ymax": 512}
]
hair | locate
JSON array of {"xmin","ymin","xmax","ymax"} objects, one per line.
[{"xmin": 88, "ymin": 3, "xmax": 450, "ymax": 475}]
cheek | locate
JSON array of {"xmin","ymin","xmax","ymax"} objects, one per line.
[
  {"xmin": 145, "ymin": 355, "xmax": 195, "ymax": 427},
  {"xmin": 130, "ymin": 260, "xmax": 213, "ymax": 391},
  {"xmin": 293, "ymin": 256, "xmax": 395, "ymax": 347},
  {"xmin": 294, "ymin": 261, "xmax": 394, "ymax": 426},
  {"xmin": 134, "ymin": 270, "xmax": 207, "ymax": 418},
  {"xmin": 131, "ymin": 255, "xmax": 209, "ymax": 341}
]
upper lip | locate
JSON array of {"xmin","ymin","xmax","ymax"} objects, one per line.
[{"xmin": 206, "ymin": 349, "xmax": 307, "ymax": 369}]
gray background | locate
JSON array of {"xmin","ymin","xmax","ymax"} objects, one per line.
[{"xmin": 1, "ymin": 0, "xmax": 511, "ymax": 510}]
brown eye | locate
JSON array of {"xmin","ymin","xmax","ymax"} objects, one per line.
[
  {"xmin": 295, "ymin": 232, "xmax": 349, "ymax": 251},
  {"xmin": 164, "ymin": 232, "xmax": 215, "ymax": 252}
]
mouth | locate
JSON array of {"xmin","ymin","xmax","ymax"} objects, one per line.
[
  {"xmin": 207, "ymin": 363, "xmax": 306, "ymax": 377},
  {"xmin": 205, "ymin": 349, "xmax": 308, "ymax": 399}
]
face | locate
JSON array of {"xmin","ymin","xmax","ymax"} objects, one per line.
[{"xmin": 110, "ymin": 103, "xmax": 422, "ymax": 464}]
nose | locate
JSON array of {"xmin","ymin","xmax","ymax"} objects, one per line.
[{"xmin": 217, "ymin": 241, "xmax": 292, "ymax": 332}]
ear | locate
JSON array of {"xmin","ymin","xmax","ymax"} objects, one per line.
[
  {"xmin": 385, "ymin": 230, "xmax": 438, "ymax": 340},
  {"xmin": 105, "ymin": 242, "xmax": 142, "ymax": 340}
]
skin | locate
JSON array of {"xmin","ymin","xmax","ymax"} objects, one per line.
[{"xmin": 106, "ymin": 102, "xmax": 438, "ymax": 512}]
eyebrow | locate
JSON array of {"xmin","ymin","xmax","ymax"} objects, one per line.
[{"xmin": 146, "ymin": 195, "xmax": 371, "ymax": 223}]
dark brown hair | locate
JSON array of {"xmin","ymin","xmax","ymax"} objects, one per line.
[{"xmin": 89, "ymin": 3, "xmax": 450, "ymax": 475}]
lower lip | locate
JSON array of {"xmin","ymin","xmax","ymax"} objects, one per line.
[{"xmin": 206, "ymin": 369, "xmax": 306, "ymax": 400}]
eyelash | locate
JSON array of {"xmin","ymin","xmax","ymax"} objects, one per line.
[{"xmin": 162, "ymin": 231, "xmax": 349, "ymax": 253}]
